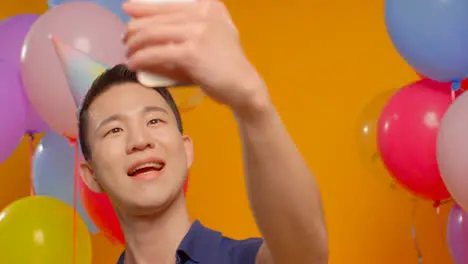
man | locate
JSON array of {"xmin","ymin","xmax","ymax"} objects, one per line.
[{"xmin": 78, "ymin": 0, "xmax": 328, "ymax": 263}]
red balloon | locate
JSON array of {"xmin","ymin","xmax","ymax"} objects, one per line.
[
  {"xmin": 78, "ymin": 176, "xmax": 124, "ymax": 244},
  {"xmin": 377, "ymin": 79, "xmax": 452, "ymax": 201},
  {"xmin": 78, "ymin": 174, "xmax": 189, "ymax": 244}
]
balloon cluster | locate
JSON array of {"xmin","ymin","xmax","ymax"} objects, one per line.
[
  {"xmin": 359, "ymin": 1, "xmax": 468, "ymax": 263},
  {"xmin": 0, "ymin": 1, "xmax": 186, "ymax": 263}
]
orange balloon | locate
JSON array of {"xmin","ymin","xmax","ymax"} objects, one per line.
[{"xmin": 357, "ymin": 89, "xmax": 398, "ymax": 187}]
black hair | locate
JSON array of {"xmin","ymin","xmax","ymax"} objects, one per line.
[{"xmin": 78, "ymin": 64, "xmax": 183, "ymax": 160}]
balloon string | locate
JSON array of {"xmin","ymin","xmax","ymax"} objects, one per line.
[
  {"xmin": 411, "ymin": 199, "xmax": 423, "ymax": 264},
  {"xmin": 68, "ymin": 138, "xmax": 78, "ymax": 264},
  {"xmin": 28, "ymin": 133, "xmax": 35, "ymax": 196},
  {"xmin": 434, "ymin": 203, "xmax": 445, "ymax": 244},
  {"xmin": 451, "ymin": 80, "xmax": 461, "ymax": 101},
  {"xmin": 433, "ymin": 199, "xmax": 453, "ymax": 248}
]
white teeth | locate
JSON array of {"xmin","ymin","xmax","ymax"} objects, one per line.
[{"xmin": 130, "ymin": 162, "xmax": 163, "ymax": 175}]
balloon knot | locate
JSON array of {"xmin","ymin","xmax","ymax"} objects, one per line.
[
  {"xmin": 451, "ymin": 80, "xmax": 461, "ymax": 92},
  {"xmin": 26, "ymin": 132, "xmax": 35, "ymax": 141},
  {"xmin": 65, "ymin": 135, "xmax": 77, "ymax": 146},
  {"xmin": 433, "ymin": 200, "xmax": 441, "ymax": 208}
]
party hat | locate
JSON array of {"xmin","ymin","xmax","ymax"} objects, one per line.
[{"xmin": 50, "ymin": 35, "xmax": 109, "ymax": 108}]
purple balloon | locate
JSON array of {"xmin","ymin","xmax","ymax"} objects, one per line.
[
  {"xmin": 22, "ymin": 84, "xmax": 50, "ymax": 135},
  {"xmin": 0, "ymin": 14, "xmax": 50, "ymax": 134},
  {"xmin": 0, "ymin": 14, "xmax": 39, "ymax": 65},
  {"xmin": 0, "ymin": 61, "xmax": 26, "ymax": 163},
  {"xmin": 447, "ymin": 204, "xmax": 468, "ymax": 264}
]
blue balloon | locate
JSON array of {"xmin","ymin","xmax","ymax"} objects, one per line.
[
  {"xmin": 385, "ymin": 0, "xmax": 468, "ymax": 82},
  {"xmin": 33, "ymin": 132, "xmax": 98, "ymax": 234},
  {"xmin": 48, "ymin": 0, "xmax": 130, "ymax": 22}
]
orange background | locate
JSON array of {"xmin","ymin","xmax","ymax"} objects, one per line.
[{"xmin": 0, "ymin": 0, "xmax": 454, "ymax": 263}]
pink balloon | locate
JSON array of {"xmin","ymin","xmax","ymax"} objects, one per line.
[
  {"xmin": 21, "ymin": 2, "xmax": 126, "ymax": 139},
  {"xmin": 377, "ymin": 79, "xmax": 452, "ymax": 201},
  {"xmin": 446, "ymin": 204, "xmax": 468, "ymax": 264},
  {"xmin": 437, "ymin": 92, "xmax": 468, "ymax": 211}
]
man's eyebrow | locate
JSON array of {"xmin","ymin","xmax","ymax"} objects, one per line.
[
  {"xmin": 94, "ymin": 113, "xmax": 123, "ymax": 134},
  {"xmin": 143, "ymin": 106, "xmax": 169, "ymax": 114}
]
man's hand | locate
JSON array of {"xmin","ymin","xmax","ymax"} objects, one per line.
[{"xmin": 122, "ymin": 0, "xmax": 269, "ymax": 117}]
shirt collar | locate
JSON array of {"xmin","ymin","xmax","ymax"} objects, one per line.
[
  {"xmin": 116, "ymin": 220, "xmax": 222, "ymax": 264},
  {"xmin": 177, "ymin": 220, "xmax": 223, "ymax": 263}
]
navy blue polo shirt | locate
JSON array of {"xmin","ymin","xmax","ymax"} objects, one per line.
[{"xmin": 117, "ymin": 220, "xmax": 263, "ymax": 264}]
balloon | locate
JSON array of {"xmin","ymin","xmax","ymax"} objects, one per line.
[
  {"xmin": 358, "ymin": 89, "xmax": 397, "ymax": 186},
  {"xmin": 169, "ymin": 85, "xmax": 205, "ymax": 112},
  {"xmin": 0, "ymin": 196, "xmax": 92, "ymax": 264},
  {"xmin": 0, "ymin": 14, "xmax": 38, "ymax": 65},
  {"xmin": 33, "ymin": 132, "xmax": 98, "ymax": 233},
  {"xmin": 437, "ymin": 92, "xmax": 468, "ymax": 212},
  {"xmin": 0, "ymin": 61, "xmax": 26, "ymax": 163},
  {"xmin": 48, "ymin": 0, "xmax": 130, "ymax": 22},
  {"xmin": 23, "ymin": 92, "xmax": 50, "ymax": 135},
  {"xmin": 377, "ymin": 79, "xmax": 452, "ymax": 201},
  {"xmin": 21, "ymin": 2, "xmax": 126, "ymax": 139},
  {"xmin": 0, "ymin": 14, "xmax": 50, "ymax": 135},
  {"xmin": 384, "ymin": 0, "xmax": 468, "ymax": 82},
  {"xmin": 78, "ymin": 175, "xmax": 125, "ymax": 244},
  {"xmin": 447, "ymin": 204, "xmax": 468, "ymax": 264}
]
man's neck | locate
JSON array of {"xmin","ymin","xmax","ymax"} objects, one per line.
[{"xmin": 119, "ymin": 194, "xmax": 192, "ymax": 264}]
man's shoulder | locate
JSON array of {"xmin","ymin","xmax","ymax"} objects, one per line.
[
  {"xmin": 219, "ymin": 235, "xmax": 264, "ymax": 263},
  {"xmin": 220, "ymin": 236, "xmax": 263, "ymax": 252}
]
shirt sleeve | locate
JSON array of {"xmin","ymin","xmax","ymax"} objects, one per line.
[{"xmin": 222, "ymin": 237, "xmax": 264, "ymax": 264}]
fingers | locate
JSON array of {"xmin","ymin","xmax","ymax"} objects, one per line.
[
  {"xmin": 123, "ymin": 1, "xmax": 202, "ymax": 43},
  {"xmin": 125, "ymin": 24, "xmax": 196, "ymax": 58},
  {"xmin": 122, "ymin": 0, "xmax": 223, "ymax": 82},
  {"xmin": 126, "ymin": 45, "xmax": 193, "ymax": 83},
  {"xmin": 124, "ymin": 9, "xmax": 195, "ymax": 43},
  {"xmin": 126, "ymin": 44, "xmax": 189, "ymax": 71},
  {"xmin": 122, "ymin": 1, "xmax": 197, "ymax": 18},
  {"xmin": 127, "ymin": 12, "xmax": 190, "ymax": 34}
]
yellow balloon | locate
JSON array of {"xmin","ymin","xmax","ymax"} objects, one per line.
[
  {"xmin": 357, "ymin": 89, "xmax": 398, "ymax": 187},
  {"xmin": 168, "ymin": 85, "xmax": 205, "ymax": 112},
  {"xmin": 0, "ymin": 196, "xmax": 92, "ymax": 264}
]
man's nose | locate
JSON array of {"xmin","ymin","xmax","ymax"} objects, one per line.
[{"xmin": 126, "ymin": 128, "xmax": 155, "ymax": 154}]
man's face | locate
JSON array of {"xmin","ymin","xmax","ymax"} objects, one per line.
[{"xmin": 80, "ymin": 82, "xmax": 193, "ymax": 215}]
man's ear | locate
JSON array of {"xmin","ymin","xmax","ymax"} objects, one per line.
[
  {"xmin": 183, "ymin": 135, "xmax": 194, "ymax": 169},
  {"xmin": 79, "ymin": 161, "xmax": 103, "ymax": 193}
]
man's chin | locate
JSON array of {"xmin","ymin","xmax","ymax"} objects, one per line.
[{"xmin": 119, "ymin": 197, "xmax": 174, "ymax": 217}]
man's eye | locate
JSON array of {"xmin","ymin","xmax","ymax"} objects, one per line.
[
  {"xmin": 148, "ymin": 119, "xmax": 163, "ymax": 125},
  {"xmin": 106, "ymin": 127, "xmax": 123, "ymax": 136}
]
